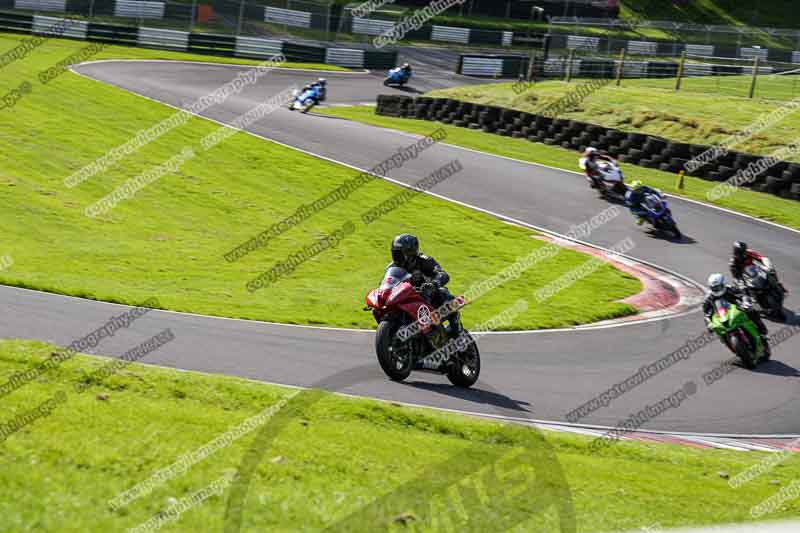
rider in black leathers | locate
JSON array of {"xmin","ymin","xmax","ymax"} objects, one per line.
[
  {"xmin": 703, "ymin": 273, "xmax": 771, "ymax": 356},
  {"xmin": 390, "ymin": 234, "xmax": 461, "ymax": 336}
]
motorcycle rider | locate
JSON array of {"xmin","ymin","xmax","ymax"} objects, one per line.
[
  {"xmin": 309, "ymin": 78, "xmax": 326, "ymax": 102},
  {"xmin": 300, "ymin": 78, "xmax": 327, "ymax": 104},
  {"xmin": 400, "ymin": 62, "xmax": 412, "ymax": 77},
  {"xmin": 583, "ymin": 147, "xmax": 616, "ymax": 188},
  {"xmin": 729, "ymin": 241, "xmax": 785, "ymax": 292},
  {"xmin": 390, "ymin": 234, "xmax": 461, "ymax": 337},
  {"xmin": 704, "ymin": 273, "xmax": 771, "ymax": 357},
  {"xmin": 625, "ymin": 180, "xmax": 661, "ymax": 225}
]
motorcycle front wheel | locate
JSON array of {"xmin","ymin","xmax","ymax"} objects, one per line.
[
  {"xmin": 376, "ymin": 320, "xmax": 413, "ymax": 382},
  {"xmin": 729, "ymin": 331, "xmax": 756, "ymax": 369},
  {"xmin": 446, "ymin": 331, "xmax": 481, "ymax": 388}
]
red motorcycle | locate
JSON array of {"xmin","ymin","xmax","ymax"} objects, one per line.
[{"xmin": 364, "ymin": 266, "xmax": 481, "ymax": 387}]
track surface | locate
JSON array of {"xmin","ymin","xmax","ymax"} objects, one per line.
[{"xmin": 2, "ymin": 60, "xmax": 798, "ymax": 435}]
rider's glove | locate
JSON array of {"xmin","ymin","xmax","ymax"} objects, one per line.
[{"xmin": 421, "ymin": 282, "xmax": 437, "ymax": 297}]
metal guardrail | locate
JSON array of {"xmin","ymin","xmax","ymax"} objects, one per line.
[
  {"xmin": 627, "ymin": 40, "xmax": 657, "ymax": 56},
  {"xmin": 685, "ymin": 44, "xmax": 714, "ymax": 56},
  {"xmin": 431, "ymin": 25, "xmax": 470, "ymax": 45},
  {"xmin": 351, "ymin": 16, "xmax": 393, "ymax": 37},
  {"xmin": 32, "ymin": 15, "xmax": 86, "ymax": 39},
  {"xmin": 138, "ymin": 26, "xmax": 188, "ymax": 51},
  {"xmin": 235, "ymin": 35, "xmax": 283, "ymax": 59},
  {"xmin": 0, "ymin": 12, "xmax": 397, "ymax": 68},
  {"xmin": 567, "ymin": 35, "xmax": 599, "ymax": 52},
  {"xmin": 461, "ymin": 56, "xmax": 503, "ymax": 77},
  {"xmin": 265, "ymin": 6, "xmax": 311, "ymax": 29},
  {"xmin": 14, "ymin": 0, "xmax": 65, "ymax": 13},
  {"xmin": 741, "ymin": 47, "xmax": 769, "ymax": 60},
  {"xmin": 325, "ymin": 48, "xmax": 364, "ymax": 68},
  {"xmin": 114, "ymin": 0, "xmax": 164, "ymax": 20}
]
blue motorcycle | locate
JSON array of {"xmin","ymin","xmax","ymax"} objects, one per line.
[
  {"xmin": 289, "ymin": 85, "xmax": 323, "ymax": 113},
  {"xmin": 638, "ymin": 192, "xmax": 682, "ymax": 238},
  {"xmin": 384, "ymin": 67, "xmax": 411, "ymax": 87}
]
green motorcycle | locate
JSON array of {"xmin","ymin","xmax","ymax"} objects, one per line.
[{"xmin": 708, "ymin": 298, "xmax": 769, "ymax": 369}]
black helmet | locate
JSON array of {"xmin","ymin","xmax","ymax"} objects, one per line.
[
  {"xmin": 391, "ymin": 234, "xmax": 419, "ymax": 267},
  {"xmin": 733, "ymin": 241, "xmax": 748, "ymax": 260},
  {"xmin": 318, "ymin": 78, "xmax": 327, "ymax": 87}
]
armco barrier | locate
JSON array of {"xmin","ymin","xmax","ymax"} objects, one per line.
[
  {"xmin": 235, "ymin": 35, "xmax": 283, "ymax": 60},
  {"xmin": 375, "ymin": 95, "xmax": 800, "ymax": 202},
  {"xmin": 351, "ymin": 16, "xmax": 393, "ymax": 37},
  {"xmin": 282, "ymin": 41, "xmax": 326, "ymax": 63},
  {"xmin": 458, "ymin": 54, "xmax": 792, "ymax": 79},
  {"xmin": 113, "ymin": 0, "xmax": 163, "ymax": 20},
  {"xmin": 138, "ymin": 26, "xmax": 187, "ymax": 51},
  {"xmin": 15, "ymin": 0, "xmax": 65, "ymax": 12},
  {"xmin": 0, "ymin": 13, "xmax": 396, "ymax": 68},
  {"xmin": 33, "ymin": 14, "xmax": 85, "ymax": 38},
  {"xmin": 0, "ymin": 11, "xmax": 34, "ymax": 32},
  {"xmin": 265, "ymin": 6, "xmax": 311, "ymax": 29},
  {"xmin": 87, "ymin": 21, "xmax": 138, "ymax": 44},
  {"xmin": 325, "ymin": 48, "xmax": 363, "ymax": 68},
  {"xmin": 188, "ymin": 32, "xmax": 236, "ymax": 56},
  {"xmin": 431, "ymin": 25, "xmax": 469, "ymax": 45}
]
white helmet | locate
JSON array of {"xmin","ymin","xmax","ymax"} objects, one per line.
[
  {"xmin": 584, "ymin": 147, "xmax": 598, "ymax": 158},
  {"xmin": 708, "ymin": 273, "xmax": 726, "ymax": 297}
]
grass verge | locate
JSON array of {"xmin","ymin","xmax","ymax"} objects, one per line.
[
  {"xmin": 0, "ymin": 33, "xmax": 639, "ymax": 330},
  {"xmin": 2, "ymin": 339, "xmax": 800, "ymax": 532},
  {"xmin": 316, "ymin": 105, "xmax": 800, "ymax": 230}
]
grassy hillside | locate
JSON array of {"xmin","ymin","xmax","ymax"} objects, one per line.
[
  {"xmin": 428, "ymin": 78, "xmax": 800, "ymax": 159},
  {"xmin": 0, "ymin": 32, "xmax": 640, "ymax": 330},
  {"xmin": 621, "ymin": 0, "xmax": 798, "ymax": 29}
]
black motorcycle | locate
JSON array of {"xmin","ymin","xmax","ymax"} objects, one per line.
[{"xmin": 739, "ymin": 264, "xmax": 787, "ymax": 320}]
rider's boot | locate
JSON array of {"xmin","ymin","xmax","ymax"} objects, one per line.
[{"xmin": 446, "ymin": 311, "xmax": 462, "ymax": 338}]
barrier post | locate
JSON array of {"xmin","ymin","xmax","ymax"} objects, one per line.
[
  {"xmin": 616, "ymin": 48, "xmax": 626, "ymax": 87},
  {"xmin": 189, "ymin": 0, "xmax": 198, "ymax": 31},
  {"xmin": 748, "ymin": 56, "xmax": 760, "ymax": 99},
  {"xmin": 236, "ymin": 0, "xmax": 246, "ymax": 36},
  {"xmin": 675, "ymin": 50, "xmax": 686, "ymax": 91},
  {"xmin": 676, "ymin": 170, "xmax": 685, "ymax": 190},
  {"xmin": 565, "ymin": 49, "xmax": 574, "ymax": 83},
  {"xmin": 527, "ymin": 53, "xmax": 537, "ymax": 82}
]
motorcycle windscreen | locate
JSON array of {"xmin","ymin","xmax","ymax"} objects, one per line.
[
  {"xmin": 379, "ymin": 266, "xmax": 411, "ymax": 290},
  {"xmin": 643, "ymin": 194, "xmax": 665, "ymax": 215},
  {"xmin": 714, "ymin": 298, "xmax": 732, "ymax": 321}
]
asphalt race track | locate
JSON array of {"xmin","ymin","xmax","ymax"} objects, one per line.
[{"xmin": 2, "ymin": 60, "xmax": 798, "ymax": 436}]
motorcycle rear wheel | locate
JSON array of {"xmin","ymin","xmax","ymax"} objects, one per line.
[
  {"xmin": 376, "ymin": 320, "xmax": 413, "ymax": 382},
  {"xmin": 446, "ymin": 331, "xmax": 481, "ymax": 388}
]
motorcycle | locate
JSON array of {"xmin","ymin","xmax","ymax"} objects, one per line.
[
  {"xmin": 364, "ymin": 266, "xmax": 481, "ymax": 387},
  {"xmin": 578, "ymin": 157, "xmax": 628, "ymax": 200},
  {"xmin": 384, "ymin": 67, "xmax": 411, "ymax": 87},
  {"xmin": 708, "ymin": 297, "xmax": 769, "ymax": 369},
  {"xmin": 739, "ymin": 263, "xmax": 787, "ymax": 320},
  {"xmin": 288, "ymin": 85, "xmax": 322, "ymax": 113},
  {"xmin": 638, "ymin": 191, "xmax": 682, "ymax": 238}
]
